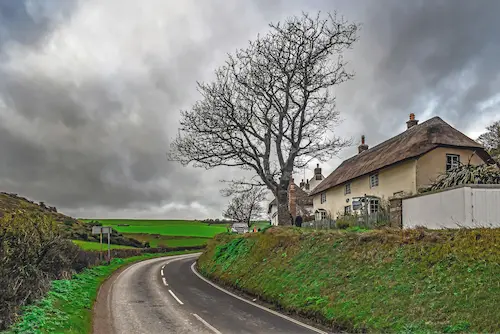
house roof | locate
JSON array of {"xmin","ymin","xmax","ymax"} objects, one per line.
[
  {"xmin": 267, "ymin": 182, "xmax": 313, "ymax": 213},
  {"xmin": 310, "ymin": 116, "xmax": 494, "ymax": 196}
]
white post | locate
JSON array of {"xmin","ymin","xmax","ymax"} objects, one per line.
[{"xmin": 107, "ymin": 230, "xmax": 111, "ymax": 264}]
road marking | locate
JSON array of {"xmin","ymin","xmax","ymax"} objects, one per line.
[
  {"xmin": 162, "ymin": 264, "xmax": 165, "ymax": 269},
  {"xmin": 193, "ymin": 313, "xmax": 222, "ymax": 334},
  {"xmin": 190, "ymin": 262, "xmax": 327, "ymax": 334},
  {"xmin": 162, "ymin": 277, "xmax": 168, "ymax": 286},
  {"xmin": 168, "ymin": 289, "xmax": 184, "ymax": 305},
  {"xmin": 161, "ymin": 269, "xmax": 164, "ymax": 276}
]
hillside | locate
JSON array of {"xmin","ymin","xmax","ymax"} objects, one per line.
[
  {"xmin": 0, "ymin": 192, "xmax": 142, "ymax": 247},
  {"xmin": 197, "ymin": 227, "xmax": 500, "ymax": 333}
]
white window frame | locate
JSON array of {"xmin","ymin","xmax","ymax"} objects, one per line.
[
  {"xmin": 344, "ymin": 205, "xmax": 351, "ymax": 215},
  {"xmin": 315, "ymin": 209, "xmax": 327, "ymax": 221},
  {"xmin": 446, "ymin": 154, "xmax": 460, "ymax": 171},
  {"xmin": 369, "ymin": 174, "xmax": 379, "ymax": 188},
  {"xmin": 344, "ymin": 183, "xmax": 351, "ymax": 195},
  {"xmin": 320, "ymin": 192, "xmax": 327, "ymax": 204},
  {"xmin": 369, "ymin": 199, "xmax": 379, "ymax": 214}
]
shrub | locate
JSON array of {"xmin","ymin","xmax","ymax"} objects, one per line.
[{"xmin": 0, "ymin": 211, "xmax": 80, "ymax": 329}]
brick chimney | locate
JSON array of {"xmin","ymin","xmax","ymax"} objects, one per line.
[
  {"xmin": 305, "ymin": 179, "xmax": 310, "ymax": 191},
  {"xmin": 314, "ymin": 164, "xmax": 323, "ymax": 180},
  {"xmin": 406, "ymin": 113, "xmax": 419, "ymax": 129},
  {"xmin": 358, "ymin": 135, "xmax": 369, "ymax": 153},
  {"xmin": 288, "ymin": 178, "xmax": 297, "ymax": 219},
  {"xmin": 299, "ymin": 179, "xmax": 305, "ymax": 189}
]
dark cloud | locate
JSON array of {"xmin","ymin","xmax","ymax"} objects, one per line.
[{"xmin": 0, "ymin": 0, "xmax": 498, "ymax": 218}]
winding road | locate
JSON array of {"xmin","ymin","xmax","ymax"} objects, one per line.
[{"xmin": 93, "ymin": 253, "xmax": 327, "ymax": 334}]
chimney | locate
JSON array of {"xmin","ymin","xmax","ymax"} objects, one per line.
[
  {"xmin": 299, "ymin": 179, "xmax": 305, "ymax": 189},
  {"xmin": 406, "ymin": 113, "xmax": 419, "ymax": 129},
  {"xmin": 314, "ymin": 164, "xmax": 322, "ymax": 180},
  {"xmin": 288, "ymin": 178, "xmax": 297, "ymax": 219},
  {"xmin": 305, "ymin": 179, "xmax": 310, "ymax": 191},
  {"xmin": 358, "ymin": 135, "xmax": 369, "ymax": 153}
]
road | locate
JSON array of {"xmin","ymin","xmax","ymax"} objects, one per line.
[{"xmin": 93, "ymin": 253, "xmax": 327, "ymax": 334}]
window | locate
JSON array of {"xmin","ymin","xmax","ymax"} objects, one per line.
[
  {"xmin": 369, "ymin": 174, "xmax": 379, "ymax": 188},
  {"xmin": 344, "ymin": 205, "xmax": 351, "ymax": 215},
  {"xmin": 315, "ymin": 209, "xmax": 327, "ymax": 221},
  {"xmin": 369, "ymin": 199, "xmax": 379, "ymax": 214},
  {"xmin": 345, "ymin": 183, "xmax": 351, "ymax": 195},
  {"xmin": 446, "ymin": 154, "xmax": 460, "ymax": 171},
  {"xmin": 320, "ymin": 192, "xmax": 327, "ymax": 204}
]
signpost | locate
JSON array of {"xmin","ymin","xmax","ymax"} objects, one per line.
[{"xmin": 91, "ymin": 226, "xmax": 112, "ymax": 263}]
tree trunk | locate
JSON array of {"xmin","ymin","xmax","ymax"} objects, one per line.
[{"xmin": 276, "ymin": 181, "xmax": 292, "ymax": 226}]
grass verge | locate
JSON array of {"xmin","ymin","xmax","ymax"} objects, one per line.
[
  {"xmin": 4, "ymin": 250, "xmax": 199, "ymax": 334},
  {"xmin": 71, "ymin": 239, "xmax": 137, "ymax": 250},
  {"xmin": 197, "ymin": 227, "xmax": 500, "ymax": 333},
  {"xmin": 123, "ymin": 233, "xmax": 211, "ymax": 248}
]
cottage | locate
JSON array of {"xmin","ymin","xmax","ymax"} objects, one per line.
[
  {"xmin": 310, "ymin": 114, "xmax": 495, "ymax": 221},
  {"xmin": 267, "ymin": 176, "xmax": 317, "ymax": 226}
]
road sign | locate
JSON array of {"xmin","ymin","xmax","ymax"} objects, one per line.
[
  {"xmin": 91, "ymin": 226, "xmax": 112, "ymax": 234},
  {"xmin": 91, "ymin": 226, "xmax": 112, "ymax": 263}
]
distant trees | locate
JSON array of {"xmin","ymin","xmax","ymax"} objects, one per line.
[
  {"xmin": 477, "ymin": 120, "xmax": 500, "ymax": 161},
  {"xmin": 223, "ymin": 188, "xmax": 266, "ymax": 227},
  {"xmin": 169, "ymin": 12, "xmax": 358, "ymax": 225}
]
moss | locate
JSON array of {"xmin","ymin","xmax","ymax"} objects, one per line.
[{"xmin": 198, "ymin": 227, "xmax": 500, "ymax": 333}]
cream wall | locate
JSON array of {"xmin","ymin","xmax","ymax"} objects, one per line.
[
  {"xmin": 416, "ymin": 147, "xmax": 486, "ymax": 190},
  {"xmin": 313, "ymin": 159, "xmax": 417, "ymax": 219}
]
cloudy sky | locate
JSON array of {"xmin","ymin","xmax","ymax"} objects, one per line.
[{"xmin": 0, "ymin": 0, "xmax": 499, "ymax": 219}]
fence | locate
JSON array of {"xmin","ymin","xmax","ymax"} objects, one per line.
[
  {"xmin": 401, "ymin": 184, "xmax": 500, "ymax": 229},
  {"xmin": 303, "ymin": 210, "xmax": 391, "ymax": 230}
]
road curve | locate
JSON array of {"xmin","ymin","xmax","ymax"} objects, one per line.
[{"xmin": 93, "ymin": 253, "xmax": 326, "ymax": 334}]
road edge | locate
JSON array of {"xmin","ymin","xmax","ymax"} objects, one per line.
[
  {"xmin": 92, "ymin": 253, "xmax": 200, "ymax": 334},
  {"xmin": 190, "ymin": 261, "xmax": 329, "ymax": 334}
]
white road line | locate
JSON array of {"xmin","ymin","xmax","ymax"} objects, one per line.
[
  {"xmin": 192, "ymin": 313, "xmax": 222, "ymax": 334},
  {"xmin": 168, "ymin": 289, "xmax": 184, "ymax": 305},
  {"xmin": 162, "ymin": 277, "xmax": 168, "ymax": 286},
  {"xmin": 161, "ymin": 269, "xmax": 164, "ymax": 276},
  {"xmin": 190, "ymin": 262, "xmax": 327, "ymax": 334},
  {"xmin": 161, "ymin": 264, "xmax": 165, "ymax": 269}
]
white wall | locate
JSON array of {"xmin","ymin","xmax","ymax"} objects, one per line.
[
  {"xmin": 402, "ymin": 185, "xmax": 500, "ymax": 229},
  {"xmin": 269, "ymin": 204, "xmax": 278, "ymax": 226}
]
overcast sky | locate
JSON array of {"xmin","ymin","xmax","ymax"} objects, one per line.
[{"xmin": 0, "ymin": 0, "xmax": 499, "ymax": 219}]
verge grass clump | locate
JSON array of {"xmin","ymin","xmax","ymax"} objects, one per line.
[
  {"xmin": 197, "ymin": 226, "xmax": 500, "ymax": 333},
  {"xmin": 4, "ymin": 251, "xmax": 198, "ymax": 334}
]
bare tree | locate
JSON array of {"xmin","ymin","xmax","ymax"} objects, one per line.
[
  {"xmin": 222, "ymin": 188, "xmax": 266, "ymax": 227},
  {"xmin": 477, "ymin": 120, "xmax": 500, "ymax": 161},
  {"xmin": 169, "ymin": 12, "xmax": 359, "ymax": 225}
]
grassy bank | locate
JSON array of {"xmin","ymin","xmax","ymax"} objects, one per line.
[
  {"xmin": 5, "ymin": 251, "xmax": 198, "ymax": 334},
  {"xmin": 197, "ymin": 227, "xmax": 500, "ymax": 333}
]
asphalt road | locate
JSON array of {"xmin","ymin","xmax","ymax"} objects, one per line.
[{"xmin": 93, "ymin": 253, "xmax": 326, "ymax": 334}]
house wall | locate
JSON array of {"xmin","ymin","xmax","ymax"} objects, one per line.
[
  {"xmin": 402, "ymin": 185, "xmax": 500, "ymax": 229},
  {"xmin": 269, "ymin": 204, "xmax": 278, "ymax": 226},
  {"xmin": 308, "ymin": 174, "xmax": 324, "ymax": 193},
  {"xmin": 416, "ymin": 147, "xmax": 486, "ymax": 190},
  {"xmin": 313, "ymin": 159, "xmax": 417, "ymax": 219}
]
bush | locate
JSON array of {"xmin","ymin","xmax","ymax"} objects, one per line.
[{"xmin": 0, "ymin": 212, "xmax": 81, "ymax": 330}]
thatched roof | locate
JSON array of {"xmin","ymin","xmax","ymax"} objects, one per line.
[{"xmin": 311, "ymin": 117, "xmax": 494, "ymax": 195}]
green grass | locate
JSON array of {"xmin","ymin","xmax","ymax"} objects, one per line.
[
  {"xmin": 71, "ymin": 239, "xmax": 137, "ymax": 250},
  {"xmin": 198, "ymin": 227, "xmax": 500, "ymax": 333},
  {"xmin": 4, "ymin": 250, "xmax": 199, "ymax": 334},
  {"xmin": 81, "ymin": 219, "xmax": 227, "ymax": 237},
  {"xmin": 124, "ymin": 233, "xmax": 211, "ymax": 248}
]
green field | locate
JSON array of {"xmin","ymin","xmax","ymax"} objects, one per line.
[
  {"xmin": 82, "ymin": 219, "xmax": 227, "ymax": 237},
  {"xmin": 72, "ymin": 240, "xmax": 137, "ymax": 250},
  {"xmin": 125, "ymin": 233, "xmax": 211, "ymax": 248}
]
